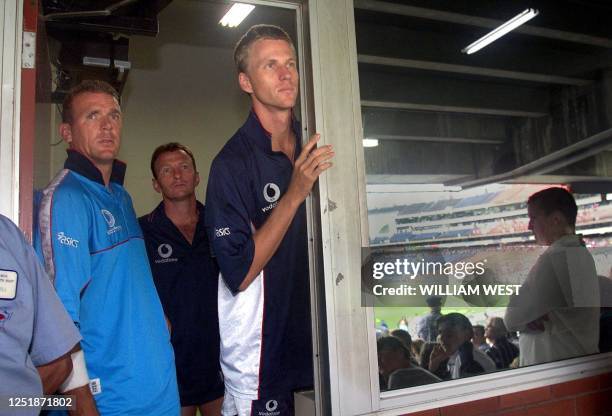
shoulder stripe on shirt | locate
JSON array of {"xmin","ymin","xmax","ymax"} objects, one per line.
[{"xmin": 38, "ymin": 169, "xmax": 70, "ymax": 285}]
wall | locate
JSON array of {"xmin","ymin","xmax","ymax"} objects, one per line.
[
  {"xmin": 120, "ymin": 38, "xmax": 249, "ymax": 215},
  {"xmin": 405, "ymin": 373, "xmax": 612, "ymax": 416},
  {"xmin": 37, "ymin": 31, "xmax": 251, "ymax": 216}
]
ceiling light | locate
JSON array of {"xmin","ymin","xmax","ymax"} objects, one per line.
[
  {"xmin": 462, "ymin": 8, "xmax": 539, "ymax": 55},
  {"xmin": 219, "ymin": 3, "xmax": 255, "ymax": 28},
  {"xmin": 363, "ymin": 138, "xmax": 379, "ymax": 147}
]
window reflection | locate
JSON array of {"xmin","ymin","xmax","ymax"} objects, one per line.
[
  {"xmin": 371, "ymin": 184, "xmax": 612, "ymax": 391},
  {"xmin": 355, "ymin": 1, "xmax": 612, "ymax": 392}
]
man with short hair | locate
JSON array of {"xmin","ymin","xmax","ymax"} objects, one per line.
[
  {"xmin": 140, "ymin": 143, "xmax": 224, "ymax": 416},
  {"xmin": 34, "ymin": 80, "xmax": 179, "ymax": 415},
  {"xmin": 471, "ymin": 325, "xmax": 489, "ymax": 352},
  {"xmin": 205, "ymin": 24, "xmax": 334, "ymax": 415},
  {"xmin": 505, "ymin": 187, "xmax": 600, "ymax": 366},
  {"xmin": 377, "ymin": 336, "xmax": 441, "ymax": 391},
  {"xmin": 484, "ymin": 317, "xmax": 518, "ymax": 369},
  {"xmin": 428, "ymin": 313, "xmax": 496, "ymax": 380},
  {"xmin": 0, "ymin": 214, "xmax": 81, "ymax": 416}
]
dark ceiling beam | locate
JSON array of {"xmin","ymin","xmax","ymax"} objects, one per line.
[
  {"xmin": 354, "ymin": 0, "xmax": 612, "ymax": 48},
  {"xmin": 448, "ymin": 127, "xmax": 612, "ymax": 188},
  {"xmin": 45, "ymin": 16, "xmax": 159, "ymax": 36},
  {"xmin": 368, "ymin": 134, "xmax": 504, "ymax": 145},
  {"xmin": 43, "ymin": 0, "xmax": 139, "ymax": 20},
  {"xmin": 358, "ymin": 54, "xmax": 593, "ymax": 86},
  {"xmin": 361, "ymin": 100, "xmax": 548, "ymax": 118}
]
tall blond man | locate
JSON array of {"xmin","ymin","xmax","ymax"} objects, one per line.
[{"xmin": 205, "ymin": 25, "xmax": 334, "ymax": 416}]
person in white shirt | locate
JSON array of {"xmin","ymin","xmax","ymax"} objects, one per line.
[{"xmin": 505, "ymin": 187, "xmax": 600, "ymax": 366}]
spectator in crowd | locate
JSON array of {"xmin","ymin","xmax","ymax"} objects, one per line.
[
  {"xmin": 419, "ymin": 342, "xmax": 448, "ymax": 379},
  {"xmin": 484, "ymin": 317, "xmax": 519, "ymax": 369},
  {"xmin": 428, "ymin": 313, "xmax": 496, "ymax": 380},
  {"xmin": 378, "ymin": 336, "xmax": 441, "ymax": 391},
  {"xmin": 1, "ymin": 214, "xmax": 81, "ymax": 416},
  {"xmin": 34, "ymin": 80, "xmax": 179, "ymax": 415},
  {"xmin": 505, "ymin": 187, "xmax": 600, "ymax": 366},
  {"xmin": 416, "ymin": 296, "xmax": 443, "ymax": 342},
  {"xmin": 472, "ymin": 325, "xmax": 489, "ymax": 352},
  {"xmin": 391, "ymin": 329, "xmax": 413, "ymax": 353},
  {"xmin": 139, "ymin": 143, "xmax": 223, "ymax": 415}
]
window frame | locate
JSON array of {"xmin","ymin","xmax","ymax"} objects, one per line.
[
  {"xmin": 307, "ymin": 0, "xmax": 612, "ymax": 414},
  {"xmin": 1, "ymin": 0, "xmax": 23, "ymax": 222}
]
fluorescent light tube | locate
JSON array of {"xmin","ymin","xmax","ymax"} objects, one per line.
[
  {"xmin": 462, "ymin": 8, "xmax": 539, "ymax": 54},
  {"xmin": 219, "ymin": 3, "xmax": 255, "ymax": 28},
  {"xmin": 363, "ymin": 138, "xmax": 379, "ymax": 147}
]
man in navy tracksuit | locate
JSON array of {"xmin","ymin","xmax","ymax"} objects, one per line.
[
  {"xmin": 140, "ymin": 143, "xmax": 224, "ymax": 416},
  {"xmin": 205, "ymin": 25, "xmax": 334, "ymax": 415}
]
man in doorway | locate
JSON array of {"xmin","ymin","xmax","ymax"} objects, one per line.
[
  {"xmin": 205, "ymin": 25, "xmax": 334, "ymax": 415},
  {"xmin": 0, "ymin": 214, "xmax": 81, "ymax": 416},
  {"xmin": 140, "ymin": 143, "xmax": 224, "ymax": 415},
  {"xmin": 34, "ymin": 80, "xmax": 179, "ymax": 415},
  {"xmin": 505, "ymin": 187, "xmax": 600, "ymax": 366}
]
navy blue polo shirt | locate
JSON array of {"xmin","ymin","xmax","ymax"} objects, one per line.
[
  {"xmin": 139, "ymin": 202, "xmax": 223, "ymax": 406},
  {"xmin": 205, "ymin": 111, "xmax": 313, "ymax": 399}
]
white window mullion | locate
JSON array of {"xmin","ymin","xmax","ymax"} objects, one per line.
[{"xmin": 0, "ymin": 0, "xmax": 22, "ymax": 222}]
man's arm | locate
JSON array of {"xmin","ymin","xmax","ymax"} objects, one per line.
[
  {"xmin": 504, "ymin": 255, "xmax": 555, "ymax": 331},
  {"xmin": 7, "ymin": 211, "xmax": 82, "ymax": 397},
  {"xmin": 34, "ymin": 188, "xmax": 99, "ymax": 414},
  {"xmin": 66, "ymin": 385, "xmax": 99, "ymax": 416},
  {"xmin": 36, "ymin": 354, "xmax": 72, "ymax": 394},
  {"xmin": 238, "ymin": 134, "xmax": 333, "ymax": 291},
  {"xmin": 62, "ymin": 346, "xmax": 99, "ymax": 416}
]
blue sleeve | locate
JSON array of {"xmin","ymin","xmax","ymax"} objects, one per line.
[
  {"xmin": 29, "ymin": 243, "xmax": 82, "ymax": 366},
  {"xmin": 34, "ymin": 184, "xmax": 92, "ymax": 326},
  {"xmin": 2, "ymin": 215, "xmax": 81, "ymax": 366},
  {"xmin": 205, "ymin": 157, "xmax": 255, "ymax": 294}
]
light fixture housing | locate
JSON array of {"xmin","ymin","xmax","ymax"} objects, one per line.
[
  {"xmin": 219, "ymin": 3, "xmax": 255, "ymax": 28},
  {"xmin": 363, "ymin": 138, "xmax": 379, "ymax": 147},
  {"xmin": 462, "ymin": 8, "xmax": 539, "ymax": 55}
]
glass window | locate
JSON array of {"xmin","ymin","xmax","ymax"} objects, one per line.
[{"xmin": 354, "ymin": 0, "xmax": 612, "ymax": 393}]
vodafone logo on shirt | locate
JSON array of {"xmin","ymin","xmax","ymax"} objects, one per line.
[
  {"xmin": 256, "ymin": 399, "xmax": 281, "ymax": 416},
  {"xmin": 263, "ymin": 183, "xmax": 280, "ymax": 203},
  {"xmin": 100, "ymin": 209, "xmax": 122, "ymax": 235},
  {"xmin": 261, "ymin": 183, "xmax": 281, "ymax": 213},
  {"xmin": 266, "ymin": 400, "xmax": 278, "ymax": 412},
  {"xmin": 155, "ymin": 243, "xmax": 177, "ymax": 264}
]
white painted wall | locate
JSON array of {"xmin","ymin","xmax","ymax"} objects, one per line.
[
  {"xmin": 38, "ymin": 35, "xmax": 250, "ymax": 216},
  {"xmin": 121, "ymin": 39, "xmax": 250, "ymax": 215}
]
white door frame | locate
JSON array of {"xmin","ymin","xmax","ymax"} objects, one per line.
[{"xmin": 0, "ymin": 0, "xmax": 23, "ymax": 222}]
